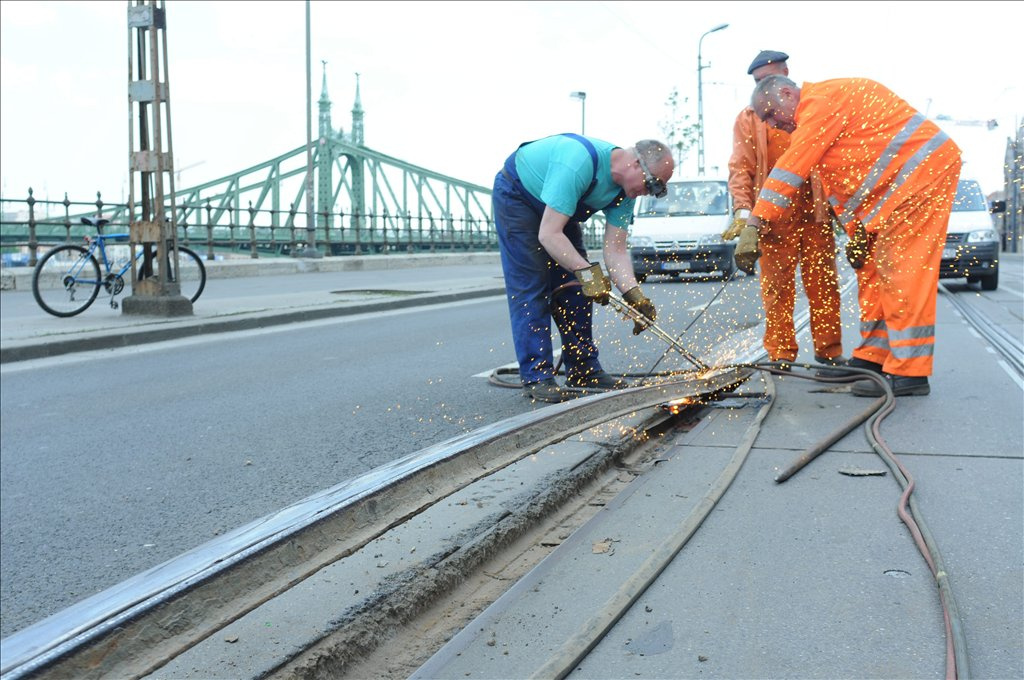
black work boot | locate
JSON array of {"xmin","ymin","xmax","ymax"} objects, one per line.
[
  {"xmin": 813, "ymin": 354, "xmax": 853, "ymax": 378},
  {"xmin": 565, "ymin": 369, "xmax": 629, "ymax": 393},
  {"xmin": 522, "ymin": 378, "xmax": 572, "ymax": 403},
  {"xmin": 851, "ymin": 373, "xmax": 930, "ymax": 397},
  {"xmin": 847, "ymin": 357, "xmax": 884, "ymax": 373}
]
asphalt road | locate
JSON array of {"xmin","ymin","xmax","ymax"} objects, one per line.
[{"xmin": 0, "ymin": 275, "xmax": 767, "ymax": 637}]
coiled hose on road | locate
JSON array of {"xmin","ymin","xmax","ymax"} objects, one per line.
[
  {"xmin": 492, "ymin": 360, "xmax": 969, "ymax": 680},
  {"xmin": 488, "ymin": 269, "xmax": 966, "ymax": 677},
  {"xmin": 770, "ymin": 365, "xmax": 969, "ymax": 680}
]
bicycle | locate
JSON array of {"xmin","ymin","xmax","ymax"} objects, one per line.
[{"xmin": 31, "ymin": 216, "xmax": 207, "ymax": 317}]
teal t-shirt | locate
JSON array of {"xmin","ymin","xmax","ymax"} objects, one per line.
[{"xmin": 514, "ymin": 135, "xmax": 635, "ymax": 229}]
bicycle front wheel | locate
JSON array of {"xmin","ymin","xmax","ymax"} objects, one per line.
[
  {"xmin": 32, "ymin": 245, "xmax": 101, "ymax": 317},
  {"xmin": 171, "ymin": 246, "xmax": 207, "ymax": 303}
]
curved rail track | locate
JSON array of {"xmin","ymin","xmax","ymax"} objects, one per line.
[{"xmin": 0, "ymin": 369, "xmax": 749, "ymax": 680}]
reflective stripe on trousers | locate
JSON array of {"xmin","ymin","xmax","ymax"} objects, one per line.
[{"xmin": 850, "ymin": 164, "xmax": 960, "ymax": 377}]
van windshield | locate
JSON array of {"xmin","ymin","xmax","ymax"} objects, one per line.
[
  {"xmin": 636, "ymin": 181, "xmax": 729, "ymax": 217},
  {"xmin": 952, "ymin": 180, "xmax": 987, "ymax": 212}
]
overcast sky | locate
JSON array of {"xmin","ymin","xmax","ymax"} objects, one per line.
[{"xmin": 2, "ymin": 0, "xmax": 1021, "ymax": 208}]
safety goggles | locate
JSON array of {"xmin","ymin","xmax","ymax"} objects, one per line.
[{"xmin": 636, "ymin": 153, "xmax": 667, "ymax": 198}]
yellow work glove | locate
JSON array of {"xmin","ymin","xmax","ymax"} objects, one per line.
[
  {"xmin": 721, "ymin": 215, "xmax": 746, "ymax": 241},
  {"xmin": 623, "ymin": 286, "xmax": 656, "ymax": 335},
  {"xmin": 573, "ymin": 262, "xmax": 611, "ymax": 305},
  {"xmin": 733, "ymin": 225, "xmax": 761, "ymax": 274},
  {"xmin": 845, "ymin": 222, "xmax": 869, "ymax": 269}
]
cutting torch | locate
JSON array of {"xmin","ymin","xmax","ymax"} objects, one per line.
[{"xmin": 606, "ymin": 291, "xmax": 710, "ymax": 372}]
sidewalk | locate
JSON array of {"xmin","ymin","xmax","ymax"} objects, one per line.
[{"xmin": 0, "ymin": 253, "xmax": 507, "ymax": 363}]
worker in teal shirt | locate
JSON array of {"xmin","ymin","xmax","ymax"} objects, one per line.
[{"xmin": 493, "ymin": 133, "xmax": 674, "ymax": 403}]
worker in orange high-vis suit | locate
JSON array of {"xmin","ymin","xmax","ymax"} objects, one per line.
[
  {"xmin": 724, "ymin": 51, "xmax": 846, "ymax": 376},
  {"xmin": 736, "ymin": 75, "xmax": 962, "ymax": 397}
]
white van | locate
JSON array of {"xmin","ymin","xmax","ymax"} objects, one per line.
[
  {"xmin": 627, "ymin": 178, "xmax": 735, "ymax": 281},
  {"xmin": 940, "ymin": 178, "xmax": 1002, "ymax": 290}
]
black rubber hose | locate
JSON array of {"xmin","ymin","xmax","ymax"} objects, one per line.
[
  {"xmin": 495, "ymin": 358, "xmax": 968, "ymax": 678},
  {"xmin": 862, "ymin": 393, "xmax": 969, "ymax": 680},
  {"xmin": 770, "ymin": 366, "xmax": 889, "ymax": 483},
  {"xmin": 488, "ymin": 366, "xmax": 693, "ymax": 390},
  {"xmin": 767, "ymin": 363, "xmax": 968, "ymax": 679},
  {"xmin": 753, "ymin": 362, "xmax": 968, "ymax": 678}
]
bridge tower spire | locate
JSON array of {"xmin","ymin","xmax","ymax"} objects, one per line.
[
  {"xmin": 316, "ymin": 60, "xmax": 333, "ymax": 229},
  {"xmin": 318, "ymin": 60, "xmax": 332, "ymax": 139},
  {"xmin": 352, "ymin": 72, "xmax": 364, "ymax": 146},
  {"xmin": 350, "ymin": 73, "xmax": 366, "ymax": 249}
]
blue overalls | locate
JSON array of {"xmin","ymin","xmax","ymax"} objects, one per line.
[{"xmin": 492, "ymin": 133, "xmax": 625, "ymax": 385}]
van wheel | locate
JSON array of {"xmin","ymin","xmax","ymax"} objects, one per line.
[
  {"xmin": 636, "ymin": 273, "xmax": 648, "ymax": 283},
  {"xmin": 980, "ymin": 269, "xmax": 999, "ymax": 291},
  {"xmin": 721, "ymin": 261, "xmax": 736, "ymax": 280}
]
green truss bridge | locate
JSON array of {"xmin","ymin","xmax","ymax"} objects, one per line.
[{"xmin": 0, "ymin": 72, "xmax": 604, "ymax": 265}]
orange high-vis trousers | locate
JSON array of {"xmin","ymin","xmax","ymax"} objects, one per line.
[
  {"xmin": 758, "ymin": 210, "xmax": 843, "ymax": 363},
  {"xmin": 852, "ymin": 164, "xmax": 961, "ymax": 377}
]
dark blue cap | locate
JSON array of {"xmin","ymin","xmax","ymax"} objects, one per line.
[{"xmin": 747, "ymin": 50, "xmax": 789, "ymax": 74}]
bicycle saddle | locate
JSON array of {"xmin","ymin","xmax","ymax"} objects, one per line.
[{"xmin": 80, "ymin": 216, "xmax": 110, "ymax": 228}]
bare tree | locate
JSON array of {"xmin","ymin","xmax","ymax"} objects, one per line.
[{"xmin": 659, "ymin": 87, "xmax": 699, "ymax": 173}]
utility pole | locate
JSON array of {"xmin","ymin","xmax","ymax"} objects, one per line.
[
  {"xmin": 570, "ymin": 91, "xmax": 587, "ymax": 135},
  {"xmin": 696, "ymin": 23, "xmax": 728, "ymax": 177},
  {"xmin": 299, "ymin": 0, "xmax": 321, "ymax": 258},
  {"xmin": 123, "ymin": 0, "xmax": 191, "ymax": 316}
]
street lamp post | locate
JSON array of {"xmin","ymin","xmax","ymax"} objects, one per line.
[
  {"xmin": 300, "ymin": 0, "xmax": 321, "ymax": 258},
  {"xmin": 697, "ymin": 23, "xmax": 728, "ymax": 177},
  {"xmin": 570, "ymin": 91, "xmax": 587, "ymax": 135}
]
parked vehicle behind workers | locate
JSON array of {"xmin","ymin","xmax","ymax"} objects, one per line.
[
  {"xmin": 627, "ymin": 178, "xmax": 735, "ymax": 281},
  {"xmin": 940, "ymin": 178, "xmax": 1003, "ymax": 290}
]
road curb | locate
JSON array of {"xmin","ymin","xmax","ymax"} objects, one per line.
[
  {"xmin": 0, "ymin": 252, "xmax": 504, "ymax": 291},
  {"xmin": 0, "ymin": 286, "xmax": 507, "ymax": 364}
]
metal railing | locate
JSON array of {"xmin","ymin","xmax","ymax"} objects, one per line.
[{"xmin": 0, "ymin": 190, "xmax": 607, "ymax": 266}]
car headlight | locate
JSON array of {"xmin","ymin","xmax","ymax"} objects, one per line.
[
  {"xmin": 628, "ymin": 235, "xmax": 655, "ymax": 248},
  {"xmin": 966, "ymin": 229, "xmax": 998, "ymax": 243},
  {"xmin": 697, "ymin": 233, "xmax": 724, "ymax": 246}
]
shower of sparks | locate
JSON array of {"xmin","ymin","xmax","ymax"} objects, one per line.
[{"xmin": 663, "ymin": 397, "xmax": 695, "ymax": 415}]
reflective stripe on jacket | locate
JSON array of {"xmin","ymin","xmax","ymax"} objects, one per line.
[
  {"xmin": 751, "ymin": 79, "xmax": 960, "ymax": 233},
  {"xmin": 728, "ymin": 107, "xmax": 829, "ymax": 223}
]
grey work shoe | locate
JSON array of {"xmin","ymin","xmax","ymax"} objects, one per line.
[
  {"xmin": 565, "ymin": 370, "xmax": 630, "ymax": 392},
  {"xmin": 851, "ymin": 373, "xmax": 930, "ymax": 397},
  {"xmin": 522, "ymin": 378, "xmax": 572, "ymax": 403},
  {"xmin": 813, "ymin": 354, "xmax": 853, "ymax": 378}
]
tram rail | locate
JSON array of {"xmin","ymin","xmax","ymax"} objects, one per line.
[
  {"xmin": 939, "ymin": 282, "xmax": 1024, "ymax": 381},
  {"xmin": 0, "ymin": 368, "xmax": 749, "ymax": 680}
]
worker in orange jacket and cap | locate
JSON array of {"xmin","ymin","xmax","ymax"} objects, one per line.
[
  {"xmin": 724, "ymin": 50, "xmax": 846, "ymax": 376},
  {"xmin": 736, "ymin": 75, "xmax": 962, "ymax": 396}
]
